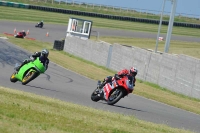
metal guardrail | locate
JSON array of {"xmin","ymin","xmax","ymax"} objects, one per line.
[
  {"xmin": 28, "ymin": 0, "xmax": 200, "ymax": 19},
  {"xmin": 0, "ymin": 1, "xmax": 29, "ymax": 8},
  {"xmin": 28, "ymin": 4, "xmax": 200, "ymax": 28},
  {"xmin": 0, "ymin": 1, "xmax": 200, "ymax": 29}
]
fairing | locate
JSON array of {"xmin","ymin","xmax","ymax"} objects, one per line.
[{"xmin": 15, "ymin": 58, "xmax": 46, "ymax": 81}]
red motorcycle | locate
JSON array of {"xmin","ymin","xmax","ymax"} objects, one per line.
[
  {"xmin": 91, "ymin": 75, "xmax": 134, "ymax": 105},
  {"xmin": 14, "ymin": 31, "xmax": 26, "ymax": 38}
]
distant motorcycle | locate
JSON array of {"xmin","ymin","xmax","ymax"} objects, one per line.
[
  {"xmin": 10, "ymin": 57, "xmax": 46, "ymax": 85},
  {"xmin": 35, "ymin": 22, "xmax": 43, "ymax": 28},
  {"xmin": 14, "ymin": 31, "xmax": 26, "ymax": 38},
  {"xmin": 91, "ymin": 75, "xmax": 134, "ymax": 105}
]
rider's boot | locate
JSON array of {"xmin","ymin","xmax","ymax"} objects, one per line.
[
  {"xmin": 99, "ymin": 80, "xmax": 107, "ymax": 88},
  {"xmin": 99, "ymin": 83, "xmax": 104, "ymax": 89}
]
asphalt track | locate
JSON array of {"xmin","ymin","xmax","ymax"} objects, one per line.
[
  {"xmin": 0, "ymin": 20, "xmax": 200, "ymax": 133},
  {"xmin": 0, "ymin": 20, "xmax": 200, "ymax": 43}
]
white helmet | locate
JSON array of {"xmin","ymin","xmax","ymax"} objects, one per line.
[
  {"xmin": 41, "ymin": 49, "xmax": 49, "ymax": 58},
  {"xmin": 130, "ymin": 67, "xmax": 138, "ymax": 76}
]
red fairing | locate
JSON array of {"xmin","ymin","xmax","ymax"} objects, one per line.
[
  {"xmin": 17, "ymin": 32, "xmax": 24, "ymax": 37},
  {"xmin": 115, "ymin": 76, "xmax": 132, "ymax": 93},
  {"xmin": 17, "ymin": 32, "xmax": 22, "ymax": 35},
  {"xmin": 103, "ymin": 83, "xmax": 113, "ymax": 100},
  {"xmin": 103, "ymin": 76, "xmax": 133, "ymax": 100}
]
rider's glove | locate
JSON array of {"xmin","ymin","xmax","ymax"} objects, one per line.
[
  {"xmin": 114, "ymin": 74, "xmax": 120, "ymax": 80},
  {"xmin": 29, "ymin": 56, "xmax": 34, "ymax": 61}
]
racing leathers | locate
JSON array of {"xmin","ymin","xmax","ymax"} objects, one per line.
[
  {"xmin": 99, "ymin": 69, "xmax": 136, "ymax": 90},
  {"xmin": 38, "ymin": 21, "xmax": 43, "ymax": 27},
  {"xmin": 16, "ymin": 52, "xmax": 49, "ymax": 71}
]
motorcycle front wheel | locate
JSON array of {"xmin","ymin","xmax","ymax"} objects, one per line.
[
  {"xmin": 91, "ymin": 88, "xmax": 101, "ymax": 102},
  {"xmin": 107, "ymin": 88, "xmax": 124, "ymax": 105},
  {"xmin": 22, "ymin": 71, "xmax": 37, "ymax": 85},
  {"xmin": 10, "ymin": 72, "xmax": 18, "ymax": 83}
]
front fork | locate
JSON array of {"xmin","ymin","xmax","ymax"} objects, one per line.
[{"xmin": 96, "ymin": 80, "xmax": 106, "ymax": 99}]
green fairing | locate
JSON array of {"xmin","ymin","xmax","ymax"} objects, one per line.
[{"xmin": 15, "ymin": 58, "xmax": 46, "ymax": 81}]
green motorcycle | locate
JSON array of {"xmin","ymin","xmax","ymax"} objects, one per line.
[{"xmin": 10, "ymin": 57, "xmax": 46, "ymax": 85}]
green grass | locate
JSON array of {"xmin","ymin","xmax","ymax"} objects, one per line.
[
  {"xmin": 0, "ymin": 4, "xmax": 200, "ymax": 132},
  {"xmin": 6, "ymin": 0, "xmax": 200, "ymax": 24},
  {"xmin": 0, "ymin": 6, "xmax": 200, "ymax": 37},
  {"xmin": 0, "ymin": 86, "xmax": 193, "ymax": 133},
  {"xmin": 1, "ymin": 34, "xmax": 200, "ymax": 116}
]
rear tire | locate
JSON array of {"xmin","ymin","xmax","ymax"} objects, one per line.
[
  {"xmin": 91, "ymin": 88, "xmax": 101, "ymax": 102},
  {"xmin": 10, "ymin": 72, "xmax": 18, "ymax": 83},
  {"xmin": 22, "ymin": 71, "xmax": 37, "ymax": 85},
  {"xmin": 107, "ymin": 88, "xmax": 124, "ymax": 105}
]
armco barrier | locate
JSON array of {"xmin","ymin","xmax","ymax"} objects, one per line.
[
  {"xmin": 0, "ymin": 1, "xmax": 200, "ymax": 29},
  {"xmin": 29, "ymin": 5, "xmax": 200, "ymax": 29},
  {"xmin": 0, "ymin": 1, "xmax": 29, "ymax": 8}
]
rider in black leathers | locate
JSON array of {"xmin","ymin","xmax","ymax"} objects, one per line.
[
  {"xmin": 38, "ymin": 20, "xmax": 43, "ymax": 27},
  {"xmin": 16, "ymin": 49, "xmax": 49, "ymax": 71}
]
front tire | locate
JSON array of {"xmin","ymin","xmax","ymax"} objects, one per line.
[
  {"xmin": 10, "ymin": 72, "xmax": 18, "ymax": 82},
  {"xmin": 22, "ymin": 71, "xmax": 37, "ymax": 85},
  {"xmin": 91, "ymin": 88, "xmax": 101, "ymax": 102},
  {"xmin": 107, "ymin": 88, "xmax": 124, "ymax": 105}
]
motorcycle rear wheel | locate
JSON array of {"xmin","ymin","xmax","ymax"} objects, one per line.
[
  {"xmin": 10, "ymin": 72, "xmax": 18, "ymax": 83},
  {"xmin": 107, "ymin": 88, "xmax": 124, "ymax": 105},
  {"xmin": 91, "ymin": 88, "xmax": 101, "ymax": 102},
  {"xmin": 22, "ymin": 71, "xmax": 37, "ymax": 85}
]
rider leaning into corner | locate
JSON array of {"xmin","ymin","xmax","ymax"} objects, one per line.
[
  {"xmin": 98, "ymin": 67, "xmax": 138, "ymax": 98},
  {"xmin": 16, "ymin": 49, "xmax": 49, "ymax": 71},
  {"xmin": 38, "ymin": 20, "xmax": 44, "ymax": 27}
]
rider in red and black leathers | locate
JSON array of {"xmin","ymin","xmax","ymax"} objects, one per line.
[
  {"xmin": 16, "ymin": 49, "xmax": 49, "ymax": 71},
  {"xmin": 99, "ymin": 67, "xmax": 138, "ymax": 90}
]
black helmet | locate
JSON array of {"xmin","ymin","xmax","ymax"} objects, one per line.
[
  {"xmin": 41, "ymin": 49, "xmax": 49, "ymax": 58},
  {"xmin": 130, "ymin": 67, "xmax": 138, "ymax": 76}
]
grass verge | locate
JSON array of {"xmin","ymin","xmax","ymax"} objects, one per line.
[
  {"xmin": 0, "ymin": 86, "xmax": 193, "ymax": 133},
  {"xmin": 1, "ymin": 34, "xmax": 200, "ymax": 115}
]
